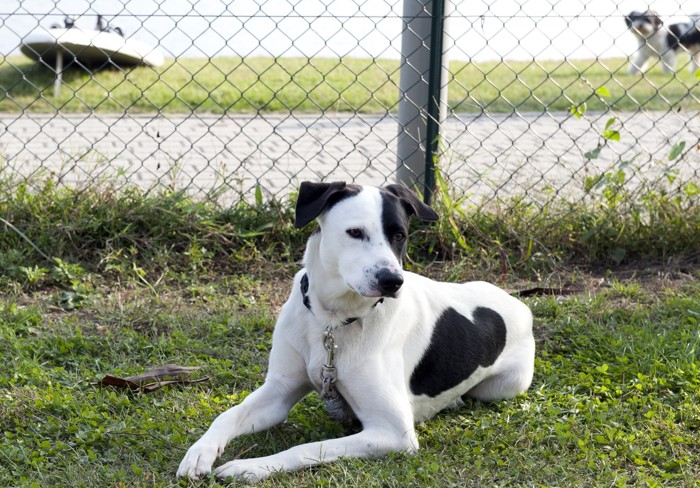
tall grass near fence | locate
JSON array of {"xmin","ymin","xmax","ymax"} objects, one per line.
[{"xmin": 1, "ymin": 160, "xmax": 698, "ymax": 290}]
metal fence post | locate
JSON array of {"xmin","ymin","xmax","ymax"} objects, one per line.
[{"xmin": 397, "ymin": 0, "xmax": 450, "ymax": 203}]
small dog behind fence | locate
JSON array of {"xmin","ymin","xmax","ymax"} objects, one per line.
[{"xmin": 625, "ymin": 10, "xmax": 700, "ymax": 73}]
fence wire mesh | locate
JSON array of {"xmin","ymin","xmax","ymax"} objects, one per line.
[{"xmin": 1, "ymin": 0, "xmax": 699, "ymax": 212}]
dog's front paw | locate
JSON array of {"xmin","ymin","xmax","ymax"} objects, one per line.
[
  {"xmin": 176, "ymin": 437, "xmax": 226, "ymax": 478},
  {"xmin": 214, "ymin": 459, "xmax": 275, "ymax": 483}
]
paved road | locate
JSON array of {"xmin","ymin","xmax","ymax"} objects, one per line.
[{"xmin": 1, "ymin": 111, "xmax": 698, "ymax": 204}]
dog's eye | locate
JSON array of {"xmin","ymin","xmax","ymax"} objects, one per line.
[
  {"xmin": 346, "ymin": 228, "xmax": 364, "ymax": 239},
  {"xmin": 393, "ymin": 232, "xmax": 406, "ymax": 242}
]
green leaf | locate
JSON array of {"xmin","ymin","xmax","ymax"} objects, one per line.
[
  {"xmin": 611, "ymin": 169, "xmax": 626, "ymax": 185},
  {"xmin": 570, "ymin": 102, "xmax": 587, "ymax": 119},
  {"xmin": 524, "ymin": 238, "xmax": 533, "ymax": 261},
  {"xmin": 584, "ymin": 146, "xmax": 602, "ymax": 160},
  {"xmin": 56, "ymin": 291, "xmax": 86, "ymax": 311},
  {"xmin": 596, "ymin": 86, "xmax": 610, "ymax": 97},
  {"xmin": 668, "ymin": 141, "xmax": 686, "ymax": 161},
  {"xmin": 584, "ymin": 175, "xmax": 599, "ymax": 193},
  {"xmin": 610, "ymin": 247, "xmax": 626, "ymax": 264},
  {"xmin": 255, "ymin": 184, "xmax": 264, "ymax": 208},
  {"xmin": 602, "ymin": 118, "xmax": 620, "ymax": 141},
  {"xmin": 683, "ymin": 181, "xmax": 699, "ymax": 197},
  {"xmin": 617, "ymin": 158, "xmax": 635, "ymax": 170},
  {"xmin": 603, "ymin": 129, "xmax": 620, "ymax": 141}
]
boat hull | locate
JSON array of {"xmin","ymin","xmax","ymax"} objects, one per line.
[{"xmin": 21, "ymin": 28, "xmax": 164, "ymax": 68}]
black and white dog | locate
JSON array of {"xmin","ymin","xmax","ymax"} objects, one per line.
[
  {"xmin": 625, "ymin": 10, "xmax": 700, "ymax": 73},
  {"xmin": 177, "ymin": 182, "xmax": 535, "ymax": 481}
]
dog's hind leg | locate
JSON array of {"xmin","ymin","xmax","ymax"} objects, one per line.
[
  {"xmin": 466, "ymin": 366, "xmax": 534, "ymax": 403},
  {"xmin": 690, "ymin": 48, "xmax": 700, "ymax": 72},
  {"xmin": 465, "ymin": 346, "xmax": 535, "ymax": 403}
]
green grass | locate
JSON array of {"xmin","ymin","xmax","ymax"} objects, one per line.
[
  {"xmin": 1, "ymin": 259, "xmax": 699, "ymax": 487},
  {"xmin": 0, "ymin": 173, "xmax": 699, "ymax": 486},
  {"xmin": 2, "ymin": 55, "xmax": 699, "ymax": 113},
  {"xmin": 450, "ymin": 56, "xmax": 700, "ymax": 112}
]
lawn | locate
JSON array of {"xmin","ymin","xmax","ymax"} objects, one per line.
[
  {"xmin": 1, "ymin": 256, "xmax": 699, "ymax": 487},
  {"xmin": 1, "ymin": 179, "xmax": 699, "ymax": 487},
  {"xmin": 1, "ymin": 55, "xmax": 699, "ymax": 113}
]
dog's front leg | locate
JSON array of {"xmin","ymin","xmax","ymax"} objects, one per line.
[
  {"xmin": 177, "ymin": 377, "xmax": 310, "ymax": 478},
  {"xmin": 213, "ymin": 424, "xmax": 418, "ymax": 482},
  {"xmin": 628, "ymin": 51, "xmax": 647, "ymax": 73},
  {"xmin": 213, "ymin": 359, "xmax": 418, "ymax": 482}
]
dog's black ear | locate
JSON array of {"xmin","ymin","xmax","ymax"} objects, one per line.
[
  {"xmin": 384, "ymin": 184, "xmax": 439, "ymax": 222},
  {"xmin": 295, "ymin": 181, "xmax": 350, "ymax": 228}
]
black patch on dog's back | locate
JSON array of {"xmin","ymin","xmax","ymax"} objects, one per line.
[
  {"xmin": 668, "ymin": 22, "xmax": 700, "ymax": 50},
  {"xmin": 409, "ymin": 307, "xmax": 507, "ymax": 397}
]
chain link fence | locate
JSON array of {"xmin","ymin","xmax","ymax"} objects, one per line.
[{"xmin": 1, "ymin": 0, "xmax": 699, "ymax": 211}]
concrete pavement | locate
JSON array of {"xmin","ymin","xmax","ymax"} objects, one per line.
[{"xmin": 1, "ymin": 110, "xmax": 698, "ymax": 204}]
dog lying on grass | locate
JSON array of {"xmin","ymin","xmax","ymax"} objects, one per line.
[{"xmin": 177, "ymin": 181, "xmax": 535, "ymax": 481}]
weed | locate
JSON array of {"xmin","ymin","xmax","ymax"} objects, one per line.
[
  {"xmin": 0, "ymin": 180, "xmax": 304, "ymax": 287},
  {"xmin": 568, "ymin": 92, "xmax": 699, "ymax": 266},
  {"xmin": 2, "ymin": 170, "xmax": 698, "ymax": 291}
]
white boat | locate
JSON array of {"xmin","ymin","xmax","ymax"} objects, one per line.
[
  {"xmin": 20, "ymin": 16, "xmax": 164, "ymax": 97},
  {"xmin": 21, "ymin": 25, "xmax": 164, "ymax": 68}
]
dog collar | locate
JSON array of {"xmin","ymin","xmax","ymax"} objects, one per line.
[{"xmin": 300, "ymin": 272, "xmax": 383, "ymax": 326}]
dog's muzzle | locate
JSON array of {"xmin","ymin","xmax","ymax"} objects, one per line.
[{"xmin": 376, "ymin": 268, "xmax": 404, "ymax": 297}]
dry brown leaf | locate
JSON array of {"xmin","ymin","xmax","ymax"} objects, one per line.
[{"xmin": 96, "ymin": 364, "xmax": 208, "ymax": 392}]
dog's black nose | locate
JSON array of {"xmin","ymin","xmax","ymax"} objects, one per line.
[{"xmin": 376, "ymin": 268, "xmax": 404, "ymax": 295}]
